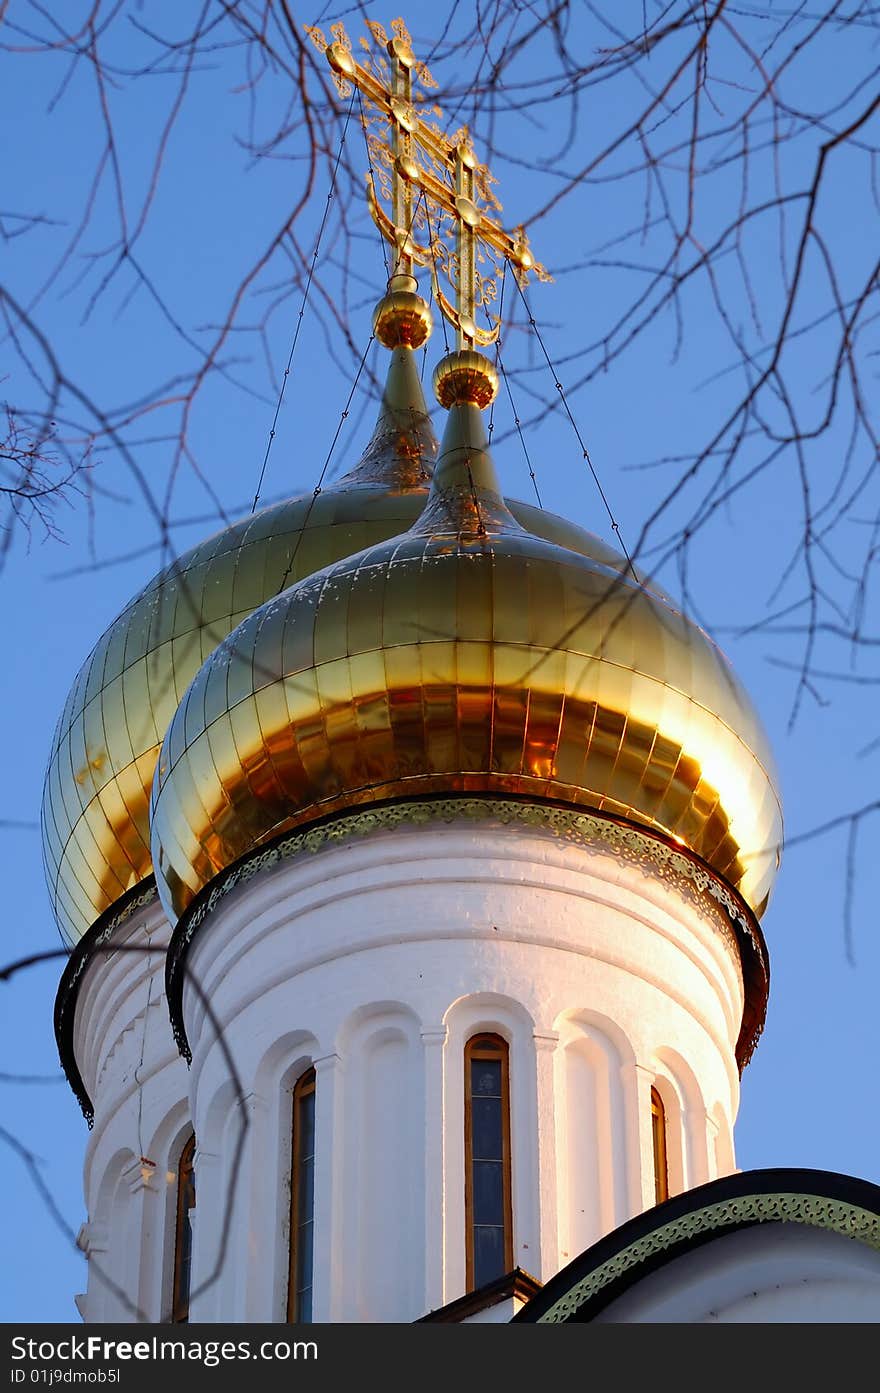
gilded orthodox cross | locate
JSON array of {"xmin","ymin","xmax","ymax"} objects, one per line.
[{"xmin": 305, "ymin": 18, "xmax": 550, "ymax": 352}]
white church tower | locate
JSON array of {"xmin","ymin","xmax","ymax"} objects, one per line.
[{"xmin": 49, "ymin": 20, "xmax": 865, "ymax": 1327}]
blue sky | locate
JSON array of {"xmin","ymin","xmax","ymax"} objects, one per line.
[{"xmin": 2, "ymin": 2, "xmax": 879, "ymax": 1321}]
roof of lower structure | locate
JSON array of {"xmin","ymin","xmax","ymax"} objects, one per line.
[{"xmin": 514, "ymin": 1168, "xmax": 880, "ymax": 1323}]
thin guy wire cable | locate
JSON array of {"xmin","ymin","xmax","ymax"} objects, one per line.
[
  {"xmin": 134, "ymin": 944, "xmax": 156, "ymax": 1171},
  {"xmin": 497, "ymin": 350, "xmax": 544, "ymax": 509},
  {"xmin": 357, "ymin": 88, "xmax": 391, "ymax": 281},
  {"xmin": 383, "ymin": 184, "xmax": 434, "ymax": 463},
  {"xmin": 359, "ymin": 93, "xmax": 430, "ymax": 288},
  {"xmin": 429, "ymin": 209, "xmax": 451, "ymax": 356},
  {"xmin": 394, "ymin": 186, "xmax": 434, "ymax": 452},
  {"xmin": 421, "ymin": 272, "xmax": 436, "ymax": 384},
  {"xmin": 324, "ymin": 369, "xmax": 376, "ymax": 484},
  {"xmin": 273, "ymin": 329, "xmax": 377, "ymax": 597},
  {"xmin": 463, "ymin": 455, "xmax": 487, "ymax": 538},
  {"xmin": 488, "ymin": 263, "xmax": 544, "ymax": 510},
  {"xmin": 350, "ymin": 168, "xmax": 433, "ymax": 457},
  {"xmin": 251, "ymin": 89, "xmax": 357, "ymax": 514},
  {"xmin": 487, "ymin": 260, "xmax": 506, "ymax": 445},
  {"xmin": 513, "ymin": 276, "xmax": 637, "ymax": 579}
]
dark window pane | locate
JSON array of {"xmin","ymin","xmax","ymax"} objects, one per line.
[
  {"xmin": 296, "ymin": 1158, "xmax": 314, "ymax": 1227},
  {"xmin": 296, "ymin": 1219, "xmax": 314, "ymax": 1293},
  {"xmin": 290, "ymin": 1074, "xmax": 316, "ymax": 1325},
  {"xmin": 471, "ymin": 1058, "xmax": 501, "ymax": 1097},
  {"xmin": 173, "ymin": 1138, "xmax": 196, "ymax": 1323},
  {"xmin": 473, "ymin": 1224, "xmax": 506, "ymax": 1287},
  {"xmin": 471, "ymin": 1095, "xmax": 502, "ymax": 1159},
  {"xmin": 472, "ymin": 1159, "xmax": 504, "ymax": 1225},
  {"xmin": 466, "ymin": 1039, "xmax": 510, "ymax": 1295},
  {"xmin": 177, "ymin": 1216, "xmax": 193, "ymax": 1317},
  {"xmin": 181, "ymin": 1169, "xmax": 196, "ymax": 1214},
  {"xmin": 297, "ymin": 1092, "xmax": 315, "ymax": 1161}
]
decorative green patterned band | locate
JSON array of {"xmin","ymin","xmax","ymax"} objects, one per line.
[
  {"xmin": 185, "ymin": 797, "xmax": 749, "ymax": 939},
  {"xmin": 164, "ymin": 795, "xmax": 768, "ymax": 1067},
  {"xmin": 538, "ymin": 1190, "xmax": 880, "ymax": 1321}
]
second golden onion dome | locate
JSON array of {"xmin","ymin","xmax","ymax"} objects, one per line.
[
  {"xmin": 150, "ymin": 385, "xmax": 783, "ymax": 925},
  {"xmin": 42, "ymin": 319, "xmax": 644, "ymax": 944}
]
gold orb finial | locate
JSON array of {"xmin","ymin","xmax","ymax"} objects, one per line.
[
  {"xmin": 433, "ymin": 349, "xmax": 499, "ymax": 409},
  {"xmin": 372, "ymin": 274, "xmax": 433, "ymax": 349}
]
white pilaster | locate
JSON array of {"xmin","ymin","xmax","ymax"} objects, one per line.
[
  {"xmin": 187, "ymin": 1146, "xmax": 221, "ymax": 1323},
  {"xmin": 533, "ymin": 1030, "xmax": 559, "ymax": 1280},
  {"xmin": 634, "ymin": 1063, "xmax": 659, "ymax": 1213},
  {"xmin": 311, "ymin": 1051, "xmax": 343, "ymax": 1322},
  {"xmin": 421, "ymin": 1027, "xmax": 447, "ymax": 1313}
]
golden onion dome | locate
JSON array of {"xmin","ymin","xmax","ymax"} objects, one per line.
[
  {"xmin": 150, "ymin": 352, "xmax": 783, "ymax": 925},
  {"xmin": 42, "ymin": 288, "xmax": 652, "ymax": 945}
]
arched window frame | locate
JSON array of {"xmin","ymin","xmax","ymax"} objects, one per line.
[
  {"xmin": 464, "ymin": 1032, "xmax": 513, "ymax": 1291},
  {"xmin": 651, "ymin": 1086, "xmax": 669, "ymax": 1205},
  {"xmin": 287, "ymin": 1066, "xmax": 316, "ymax": 1323},
  {"xmin": 171, "ymin": 1133, "xmax": 196, "ymax": 1323}
]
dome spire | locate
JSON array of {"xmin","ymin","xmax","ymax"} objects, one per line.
[
  {"xmin": 339, "ymin": 273, "xmax": 437, "ymax": 490},
  {"xmin": 308, "ymin": 17, "xmax": 552, "ymax": 527},
  {"xmin": 413, "ymin": 347, "xmax": 520, "ymax": 537}
]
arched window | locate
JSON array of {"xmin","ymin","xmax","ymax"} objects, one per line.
[
  {"xmin": 171, "ymin": 1133, "xmax": 196, "ymax": 1323},
  {"xmin": 651, "ymin": 1087, "xmax": 669, "ymax": 1205},
  {"xmin": 464, "ymin": 1034, "xmax": 512, "ymax": 1290},
  {"xmin": 287, "ymin": 1067, "xmax": 316, "ymax": 1322}
]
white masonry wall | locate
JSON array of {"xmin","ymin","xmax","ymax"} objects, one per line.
[
  {"xmin": 72, "ymin": 897, "xmax": 189, "ymax": 1323},
  {"xmin": 74, "ymin": 816, "xmax": 745, "ymax": 1323}
]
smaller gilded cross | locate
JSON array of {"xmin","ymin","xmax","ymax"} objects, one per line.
[{"xmin": 305, "ymin": 18, "xmax": 549, "ymax": 350}]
